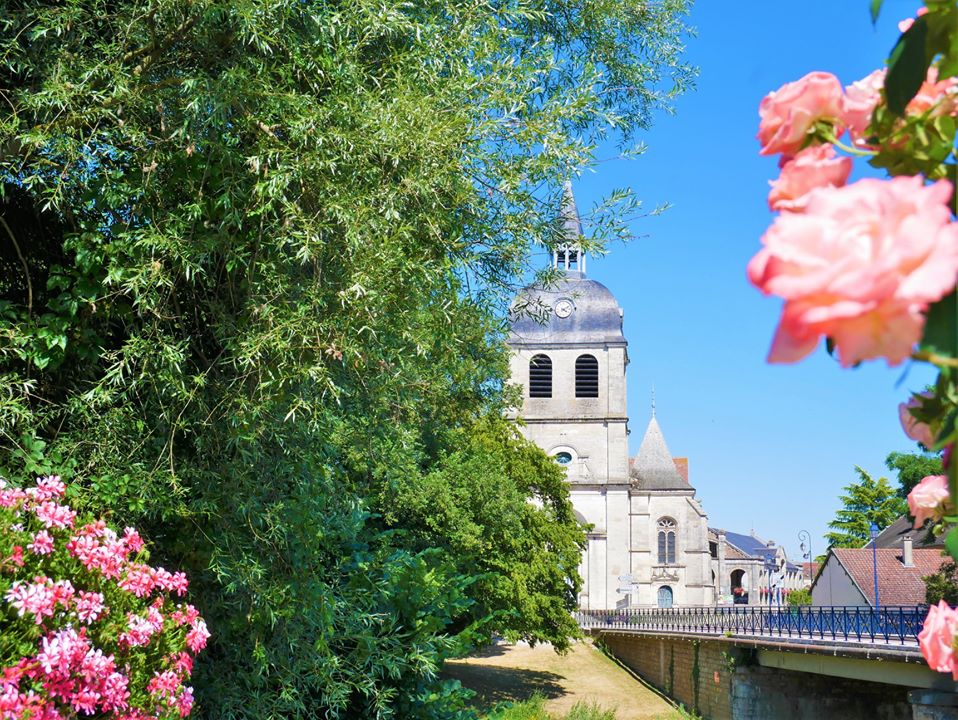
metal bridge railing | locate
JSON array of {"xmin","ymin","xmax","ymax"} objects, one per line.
[{"xmin": 577, "ymin": 605, "xmax": 927, "ymax": 646}]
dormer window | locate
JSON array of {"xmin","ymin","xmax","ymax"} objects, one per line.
[
  {"xmin": 575, "ymin": 354, "xmax": 599, "ymax": 398},
  {"xmin": 529, "ymin": 354, "xmax": 552, "ymax": 398}
]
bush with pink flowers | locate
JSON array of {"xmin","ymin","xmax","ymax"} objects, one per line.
[
  {"xmin": 747, "ymin": 0, "xmax": 958, "ymax": 678},
  {"xmin": 0, "ymin": 476, "xmax": 208, "ymax": 719}
]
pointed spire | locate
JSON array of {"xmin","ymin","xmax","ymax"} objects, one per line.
[
  {"xmin": 561, "ymin": 180, "xmax": 583, "ymax": 242},
  {"xmin": 631, "ymin": 415, "xmax": 690, "ymax": 490}
]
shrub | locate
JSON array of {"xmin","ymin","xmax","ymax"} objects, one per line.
[{"xmin": 0, "ymin": 476, "xmax": 208, "ymax": 719}]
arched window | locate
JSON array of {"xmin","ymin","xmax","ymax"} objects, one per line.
[
  {"xmin": 575, "ymin": 354, "xmax": 599, "ymax": 398},
  {"xmin": 657, "ymin": 518, "xmax": 676, "ymax": 565},
  {"xmin": 529, "ymin": 354, "xmax": 552, "ymax": 398}
]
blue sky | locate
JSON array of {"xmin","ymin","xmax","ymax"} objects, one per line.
[{"xmin": 560, "ymin": 0, "xmax": 937, "ymax": 563}]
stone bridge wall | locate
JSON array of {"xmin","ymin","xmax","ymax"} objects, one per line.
[
  {"xmin": 598, "ymin": 632, "xmax": 918, "ymax": 720},
  {"xmin": 598, "ymin": 633, "xmax": 735, "ymax": 719}
]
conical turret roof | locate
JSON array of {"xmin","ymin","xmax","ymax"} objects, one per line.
[{"xmin": 631, "ymin": 416, "xmax": 692, "ymax": 491}]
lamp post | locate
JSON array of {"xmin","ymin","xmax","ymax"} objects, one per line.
[
  {"xmin": 870, "ymin": 523, "xmax": 880, "ymax": 609},
  {"xmin": 798, "ymin": 530, "xmax": 811, "ymax": 586}
]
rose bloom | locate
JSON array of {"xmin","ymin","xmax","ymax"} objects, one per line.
[
  {"xmin": 908, "ymin": 475, "xmax": 950, "ymax": 528},
  {"xmin": 757, "ymin": 71, "xmax": 845, "ymax": 156},
  {"xmin": 899, "ymin": 392, "xmax": 936, "ymax": 448},
  {"xmin": 908, "ymin": 67, "xmax": 958, "ymax": 117},
  {"xmin": 919, "ymin": 600, "xmax": 958, "ymax": 679},
  {"xmin": 842, "ymin": 69, "xmax": 885, "ymax": 146},
  {"xmin": 768, "ymin": 144, "xmax": 852, "ymax": 212},
  {"xmin": 748, "ymin": 176, "xmax": 958, "ymax": 367}
]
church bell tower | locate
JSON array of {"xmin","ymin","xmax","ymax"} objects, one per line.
[{"xmin": 507, "ymin": 182, "xmax": 631, "ymax": 609}]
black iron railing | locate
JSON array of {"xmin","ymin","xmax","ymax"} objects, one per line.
[{"xmin": 577, "ymin": 605, "xmax": 927, "ymax": 646}]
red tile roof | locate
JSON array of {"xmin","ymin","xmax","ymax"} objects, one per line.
[{"xmin": 833, "ymin": 548, "xmax": 947, "ymax": 606}]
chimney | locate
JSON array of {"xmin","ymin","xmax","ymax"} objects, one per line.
[{"xmin": 903, "ymin": 535, "xmax": 914, "ymax": 568}]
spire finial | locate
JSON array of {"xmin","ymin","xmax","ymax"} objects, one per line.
[{"xmin": 651, "ymin": 386, "xmax": 656, "ymax": 418}]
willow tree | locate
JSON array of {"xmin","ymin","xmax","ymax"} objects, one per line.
[{"xmin": 0, "ymin": 1, "xmax": 694, "ymax": 717}]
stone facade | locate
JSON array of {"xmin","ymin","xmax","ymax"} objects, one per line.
[{"xmin": 506, "ymin": 183, "xmax": 715, "ymax": 609}]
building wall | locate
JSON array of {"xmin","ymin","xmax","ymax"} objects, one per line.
[
  {"xmin": 509, "ymin": 345, "xmax": 629, "ymax": 484},
  {"xmin": 812, "ymin": 555, "xmax": 868, "ymax": 606}
]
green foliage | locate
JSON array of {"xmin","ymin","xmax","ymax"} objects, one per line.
[
  {"xmin": 0, "ymin": 0, "xmax": 693, "ymax": 717},
  {"xmin": 787, "ymin": 588, "xmax": 812, "ymax": 606},
  {"xmin": 924, "ymin": 559, "xmax": 958, "ymax": 605},
  {"xmin": 376, "ymin": 417, "xmax": 585, "ymax": 650},
  {"xmin": 824, "ymin": 467, "xmax": 907, "ymax": 549},
  {"xmin": 486, "ymin": 696, "xmax": 616, "ymax": 720},
  {"xmin": 886, "ymin": 450, "xmax": 944, "ymax": 499}
]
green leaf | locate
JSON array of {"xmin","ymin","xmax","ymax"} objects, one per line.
[
  {"xmin": 886, "ymin": 16, "xmax": 931, "ymax": 116},
  {"xmin": 870, "ymin": 0, "xmax": 884, "ymax": 26},
  {"xmin": 946, "ymin": 527, "xmax": 958, "ymax": 564},
  {"xmin": 921, "ymin": 289, "xmax": 958, "ymax": 358}
]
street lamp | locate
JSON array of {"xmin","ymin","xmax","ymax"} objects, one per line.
[
  {"xmin": 798, "ymin": 530, "xmax": 812, "ymax": 586},
  {"xmin": 870, "ymin": 523, "xmax": 880, "ymax": 609}
]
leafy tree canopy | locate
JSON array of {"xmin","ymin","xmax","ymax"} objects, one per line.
[
  {"xmin": 825, "ymin": 467, "xmax": 907, "ymax": 549},
  {"xmin": 0, "ymin": 1, "xmax": 694, "ymax": 717},
  {"xmin": 886, "ymin": 450, "xmax": 944, "ymax": 499}
]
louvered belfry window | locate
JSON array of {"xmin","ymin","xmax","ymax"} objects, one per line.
[
  {"xmin": 575, "ymin": 354, "xmax": 599, "ymax": 398},
  {"xmin": 529, "ymin": 354, "xmax": 552, "ymax": 398}
]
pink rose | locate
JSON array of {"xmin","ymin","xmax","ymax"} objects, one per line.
[
  {"xmin": 757, "ymin": 72, "xmax": 845, "ymax": 156},
  {"xmin": 842, "ymin": 69, "xmax": 885, "ymax": 146},
  {"xmin": 748, "ymin": 176, "xmax": 958, "ymax": 367},
  {"xmin": 907, "ymin": 67, "xmax": 958, "ymax": 117},
  {"xmin": 919, "ymin": 600, "xmax": 958, "ymax": 679},
  {"xmin": 899, "ymin": 392, "xmax": 936, "ymax": 448},
  {"xmin": 768, "ymin": 144, "xmax": 852, "ymax": 212},
  {"xmin": 908, "ymin": 474, "xmax": 950, "ymax": 528}
]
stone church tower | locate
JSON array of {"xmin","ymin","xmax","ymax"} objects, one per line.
[{"xmin": 507, "ymin": 183, "xmax": 714, "ymax": 609}]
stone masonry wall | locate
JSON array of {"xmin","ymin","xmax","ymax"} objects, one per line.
[
  {"xmin": 599, "ymin": 633, "xmax": 735, "ymax": 720},
  {"xmin": 599, "ymin": 632, "xmax": 916, "ymax": 720}
]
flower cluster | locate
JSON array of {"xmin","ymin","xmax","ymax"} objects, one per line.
[
  {"xmin": 750, "ymin": 64, "xmax": 958, "ymax": 367},
  {"xmin": 0, "ymin": 476, "xmax": 208, "ymax": 719},
  {"xmin": 748, "ymin": 3, "xmax": 958, "ymax": 681}
]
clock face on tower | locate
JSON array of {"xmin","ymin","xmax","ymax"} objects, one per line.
[{"xmin": 554, "ymin": 299, "xmax": 575, "ymax": 318}]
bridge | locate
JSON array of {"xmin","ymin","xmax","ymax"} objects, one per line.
[{"xmin": 578, "ymin": 606, "xmax": 958, "ymax": 720}]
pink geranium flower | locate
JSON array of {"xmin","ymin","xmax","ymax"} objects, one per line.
[
  {"xmin": 28, "ymin": 530, "xmax": 55, "ymax": 555},
  {"xmin": 185, "ymin": 620, "xmax": 210, "ymax": 653},
  {"xmin": 757, "ymin": 71, "xmax": 845, "ymax": 156},
  {"xmin": 748, "ymin": 176, "xmax": 958, "ymax": 367},
  {"xmin": 768, "ymin": 144, "xmax": 852, "ymax": 212},
  {"xmin": 919, "ymin": 601, "xmax": 958, "ymax": 678},
  {"xmin": 33, "ymin": 501, "xmax": 76, "ymax": 530},
  {"xmin": 908, "ymin": 475, "xmax": 950, "ymax": 528}
]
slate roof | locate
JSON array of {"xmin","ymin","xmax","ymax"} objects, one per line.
[
  {"xmin": 724, "ymin": 531, "xmax": 776, "ymax": 561},
  {"xmin": 631, "ymin": 417, "xmax": 692, "ymax": 491},
  {"xmin": 508, "ymin": 273, "xmax": 626, "ymax": 345},
  {"xmin": 830, "ymin": 547, "xmax": 947, "ymax": 606},
  {"xmin": 872, "ymin": 515, "xmax": 943, "ymax": 549}
]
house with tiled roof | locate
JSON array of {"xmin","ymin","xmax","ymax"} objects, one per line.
[
  {"xmin": 708, "ymin": 528, "xmax": 805, "ymax": 605},
  {"xmin": 810, "ymin": 537, "xmax": 947, "ymax": 606}
]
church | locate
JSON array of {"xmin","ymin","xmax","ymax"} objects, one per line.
[{"xmin": 507, "ymin": 183, "xmax": 715, "ymax": 610}]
